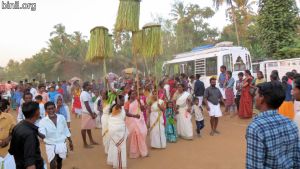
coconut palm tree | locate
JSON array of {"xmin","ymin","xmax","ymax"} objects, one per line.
[{"xmin": 213, "ymin": 0, "xmax": 241, "ymax": 45}]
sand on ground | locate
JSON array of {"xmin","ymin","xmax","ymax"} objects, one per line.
[{"xmin": 12, "ymin": 109, "xmax": 252, "ymax": 169}]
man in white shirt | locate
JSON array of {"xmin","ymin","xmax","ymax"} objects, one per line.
[
  {"xmin": 17, "ymin": 92, "xmax": 33, "ymax": 123},
  {"xmin": 80, "ymin": 81, "xmax": 98, "ymax": 148},
  {"xmin": 27, "ymin": 83, "xmax": 37, "ymax": 99},
  {"xmin": 39, "ymin": 102, "xmax": 73, "ymax": 169},
  {"xmin": 163, "ymin": 78, "xmax": 170, "ymax": 100}
]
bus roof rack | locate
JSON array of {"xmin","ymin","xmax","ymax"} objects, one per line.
[{"xmin": 192, "ymin": 44, "xmax": 214, "ymax": 52}]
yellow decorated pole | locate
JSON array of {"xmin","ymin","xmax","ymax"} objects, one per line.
[
  {"xmin": 141, "ymin": 23, "xmax": 163, "ymax": 100},
  {"xmin": 115, "ymin": 0, "xmax": 141, "ymax": 32}
]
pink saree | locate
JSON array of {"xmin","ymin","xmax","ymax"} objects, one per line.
[{"xmin": 125, "ymin": 100, "xmax": 148, "ymax": 158}]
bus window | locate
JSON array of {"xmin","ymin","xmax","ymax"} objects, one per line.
[
  {"xmin": 268, "ymin": 62, "xmax": 278, "ymax": 67},
  {"xmin": 280, "ymin": 61, "xmax": 286, "ymax": 66},
  {"xmin": 234, "ymin": 56, "xmax": 246, "ymax": 71},
  {"xmin": 252, "ymin": 64, "xmax": 260, "ymax": 73},
  {"xmin": 247, "ymin": 54, "xmax": 252, "ymax": 70},
  {"xmin": 223, "ymin": 54, "xmax": 232, "ymax": 71},
  {"xmin": 206, "ymin": 57, "xmax": 217, "ymax": 76},
  {"xmin": 186, "ymin": 61, "xmax": 195, "ymax": 75},
  {"xmin": 174, "ymin": 64, "xmax": 179, "ymax": 74}
]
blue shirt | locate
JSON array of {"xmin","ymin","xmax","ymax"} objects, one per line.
[
  {"xmin": 218, "ymin": 73, "xmax": 226, "ymax": 88},
  {"xmin": 48, "ymin": 91, "xmax": 58, "ymax": 102},
  {"xmin": 62, "ymin": 84, "xmax": 68, "ymax": 95},
  {"xmin": 246, "ymin": 110, "xmax": 300, "ymax": 169},
  {"xmin": 225, "ymin": 78, "xmax": 235, "ymax": 89},
  {"xmin": 285, "ymin": 83, "xmax": 293, "ymax": 101}
]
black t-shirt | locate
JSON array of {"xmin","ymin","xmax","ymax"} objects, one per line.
[{"xmin": 9, "ymin": 121, "xmax": 44, "ymax": 169}]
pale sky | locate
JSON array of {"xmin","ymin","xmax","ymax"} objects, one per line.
[{"xmin": 0, "ymin": 0, "xmax": 236, "ymax": 67}]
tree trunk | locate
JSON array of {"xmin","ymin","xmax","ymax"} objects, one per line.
[{"xmin": 230, "ymin": 3, "xmax": 240, "ymax": 46}]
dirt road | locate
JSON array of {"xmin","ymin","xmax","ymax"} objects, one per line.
[{"xmin": 34, "ymin": 111, "xmax": 251, "ymax": 169}]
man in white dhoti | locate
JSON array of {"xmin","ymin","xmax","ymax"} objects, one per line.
[
  {"xmin": 204, "ymin": 77, "xmax": 224, "ymax": 136},
  {"xmin": 39, "ymin": 102, "xmax": 73, "ymax": 169}
]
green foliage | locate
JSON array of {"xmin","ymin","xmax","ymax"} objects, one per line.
[
  {"xmin": 170, "ymin": 1, "xmax": 218, "ymax": 53},
  {"xmin": 276, "ymin": 38, "xmax": 300, "ymax": 58},
  {"xmin": 257, "ymin": 0, "xmax": 299, "ymax": 58}
]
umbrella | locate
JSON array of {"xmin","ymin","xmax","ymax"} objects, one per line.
[
  {"xmin": 122, "ymin": 68, "xmax": 141, "ymax": 74},
  {"xmin": 106, "ymin": 72, "xmax": 119, "ymax": 83},
  {"xmin": 69, "ymin": 77, "xmax": 82, "ymax": 84}
]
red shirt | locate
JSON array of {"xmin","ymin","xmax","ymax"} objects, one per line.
[{"xmin": 57, "ymin": 88, "xmax": 64, "ymax": 95}]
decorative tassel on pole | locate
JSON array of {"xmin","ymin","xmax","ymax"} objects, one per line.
[
  {"xmin": 115, "ymin": 0, "xmax": 141, "ymax": 32},
  {"xmin": 86, "ymin": 26, "xmax": 109, "ymax": 61},
  {"xmin": 86, "ymin": 26, "xmax": 113, "ymax": 90},
  {"xmin": 142, "ymin": 23, "xmax": 163, "ymax": 77},
  {"xmin": 142, "ymin": 23, "xmax": 163, "ymax": 59}
]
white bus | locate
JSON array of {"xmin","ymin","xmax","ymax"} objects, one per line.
[
  {"xmin": 252, "ymin": 58, "xmax": 300, "ymax": 81},
  {"xmin": 163, "ymin": 43, "xmax": 253, "ymax": 87}
]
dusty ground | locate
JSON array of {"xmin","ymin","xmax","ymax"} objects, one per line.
[{"xmin": 12, "ymin": 109, "xmax": 253, "ymax": 169}]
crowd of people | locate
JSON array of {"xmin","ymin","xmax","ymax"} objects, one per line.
[{"xmin": 0, "ymin": 65, "xmax": 299, "ymax": 169}]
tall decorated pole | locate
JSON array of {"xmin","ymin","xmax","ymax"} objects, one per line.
[
  {"xmin": 115, "ymin": 0, "xmax": 141, "ymax": 98},
  {"xmin": 142, "ymin": 23, "xmax": 163, "ymax": 82},
  {"xmin": 85, "ymin": 26, "xmax": 111, "ymax": 87},
  {"xmin": 115, "ymin": 0, "xmax": 141, "ymax": 32},
  {"xmin": 132, "ymin": 30, "xmax": 149, "ymax": 76},
  {"xmin": 132, "ymin": 30, "xmax": 143, "ymax": 98}
]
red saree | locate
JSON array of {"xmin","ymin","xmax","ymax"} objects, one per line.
[{"xmin": 238, "ymin": 77, "xmax": 253, "ymax": 118}]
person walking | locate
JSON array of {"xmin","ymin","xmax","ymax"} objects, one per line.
[
  {"xmin": 194, "ymin": 74, "xmax": 205, "ymax": 108},
  {"xmin": 9, "ymin": 101, "xmax": 45, "ymax": 169},
  {"xmin": 39, "ymin": 101, "xmax": 73, "ymax": 169},
  {"xmin": 149, "ymin": 90, "xmax": 166, "ymax": 149},
  {"xmin": 204, "ymin": 77, "xmax": 224, "ymax": 136}
]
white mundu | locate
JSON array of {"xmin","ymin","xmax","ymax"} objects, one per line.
[
  {"xmin": 107, "ymin": 107, "xmax": 128, "ymax": 169},
  {"xmin": 150, "ymin": 99, "xmax": 166, "ymax": 148},
  {"xmin": 39, "ymin": 114, "xmax": 71, "ymax": 162},
  {"xmin": 176, "ymin": 91, "xmax": 193, "ymax": 140}
]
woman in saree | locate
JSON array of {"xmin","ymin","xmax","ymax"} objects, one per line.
[
  {"xmin": 100, "ymin": 90, "xmax": 111, "ymax": 154},
  {"xmin": 124, "ymin": 90, "xmax": 148, "ymax": 158},
  {"xmin": 107, "ymin": 94, "xmax": 138, "ymax": 169},
  {"xmin": 279, "ymin": 76, "xmax": 295, "ymax": 119},
  {"xmin": 107, "ymin": 94, "xmax": 127, "ymax": 169},
  {"xmin": 148, "ymin": 90, "xmax": 166, "ymax": 149},
  {"xmin": 238, "ymin": 70, "xmax": 253, "ymax": 118},
  {"xmin": 172, "ymin": 83, "xmax": 193, "ymax": 140},
  {"xmin": 54, "ymin": 94, "xmax": 71, "ymax": 128}
]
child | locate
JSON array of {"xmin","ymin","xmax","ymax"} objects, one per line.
[
  {"xmin": 192, "ymin": 98, "xmax": 204, "ymax": 137},
  {"xmin": 35, "ymin": 95, "xmax": 46, "ymax": 127},
  {"xmin": 48, "ymin": 86, "xmax": 58, "ymax": 102},
  {"xmin": 165, "ymin": 101, "xmax": 177, "ymax": 142}
]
